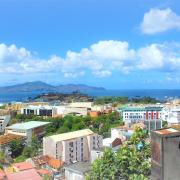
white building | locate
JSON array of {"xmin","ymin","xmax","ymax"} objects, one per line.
[
  {"xmin": 0, "ymin": 110, "xmax": 13, "ymax": 133},
  {"xmin": 21, "ymin": 105, "xmax": 56, "ymax": 117},
  {"xmin": 167, "ymin": 108, "xmax": 180, "ymax": 124},
  {"xmin": 90, "ymin": 148, "xmax": 104, "ymax": 163},
  {"xmin": 43, "ymin": 129, "xmax": 103, "ymax": 164},
  {"xmin": 119, "ymin": 106, "xmax": 163, "ymax": 123},
  {"xmin": 0, "ymin": 115, "xmax": 11, "ymax": 133},
  {"xmin": 64, "ymin": 162, "xmax": 91, "ymax": 180},
  {"xmin": 68, "ymin": 102, "xmax": 93, "ymax": 109},
  {"xmin": 5, "ymin": 121, "xmax": 50, "ymax": 143},
  {"xmin": 119, "ymin": 106, "xmax": 163, "ymax": 131}
]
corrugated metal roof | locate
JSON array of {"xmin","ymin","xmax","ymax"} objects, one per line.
[{"xmin": 6, "ymin": 121, "xmax": 50, "ymax": 130}]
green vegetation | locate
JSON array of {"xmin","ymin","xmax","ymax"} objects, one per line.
[
  {"xmin": 0, "ymin": 105, "xmax": 5, "ymax": 109},
  {"xmin": 14, "ymin": 155, "xmax": 27, "ymax": 163},
  {"xmin": 87, "ymin": 127, "xmax": 151, "ymax": 180},
  {"xmin": 10, "ymin": 135, "xmax": 40, "ymax": 162},
  {"xmin": 95, "ymin": 96, "xmax": 129, "ymax": 105},
  {"xmin": 162, "ymin": 120, "xmax": 168, "ymax": 128},
  {"xmin": 9, "ymin": 139, "xmax": 25, "ymax": 158},
  {"xmin": 14, "ymin": 112, "xmax": 123, "ymax": 138},
  {"xmin": 0, "ymin": 151, "xmax": 5, "ymax": 164},
  {"xmin": 10, "ymin": 112, "xmax": 123, "ymax": 162},
  {"xmin": 95, "ymin": 96, "xmax": 160, "ymax": 105},
  {"xmin": 33, "ymin": 92, "xmax": 93, "ymax": 103}
]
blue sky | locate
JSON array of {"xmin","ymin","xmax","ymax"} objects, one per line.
[{"xmin": 0, "ymin": 0, "xmax": 180, "ymax": 89}]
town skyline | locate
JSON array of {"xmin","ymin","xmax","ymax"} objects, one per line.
[{"xmin": 0, "ymin": 0, "xmax": 180, "ymax": 89}]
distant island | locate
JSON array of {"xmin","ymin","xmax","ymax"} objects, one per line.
[
  {"xmin": 31, "ymin": 92, "xmax": 94, "ymax": 102},
  {"xmin": 0, "ymin": 81, "xmax": 106, "ymax": 93}
]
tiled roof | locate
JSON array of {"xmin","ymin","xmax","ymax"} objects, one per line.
[
  {"xmin": 33, "ymin": 155, "xmax": 64, "ymax": 169},
  {"xmin": 6, "ymin": 169, "xmax": 42, "ymax": 180},
  {"xmin": 13, "ymin": 162, "xmax": 34, "ymax": 171},
  {"xmin": 0, "ymin": 169, "xmax": 5, "ymax": 179},
  {"xmin": 37, "ymin": 169, "xmax": 51, "ymax": 176},
  {"xmin": 48, "ymin": 157, "xmax": 64, "ymax": 169}
]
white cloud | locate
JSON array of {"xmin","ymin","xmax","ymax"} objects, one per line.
[
  {"xmin": 0, "ymin": 41, "xmax": 180, "ymax": 78},
  {"xmin": 93, "ymin": 70, "xmax": 112, "ymax": 78},
  {"xmin": 140, "ymin": 8, "xmax": 180, "ymax": 34},
  {"xmin": 0, "ymin": 43, "xmax": 31, "ymax": 62},
  {"xmin": 90, "ymin": 40, "xmax": 135, "ymax": 60},
  {"xmin": 137, "ymin": 43, "xmax": 180, "ymax": 71},
  {"xmin": 137, "ymin": 44, "xmax": 164, "ymax": 69}
]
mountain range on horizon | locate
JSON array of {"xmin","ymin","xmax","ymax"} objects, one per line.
[{"xmin": 0, "ymin": 81, "xmax": 106, "ymax": 93}]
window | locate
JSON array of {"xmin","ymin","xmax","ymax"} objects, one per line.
[{"xmin": 69, "ymin": 142, "xmax": 73, "ymax": 147}]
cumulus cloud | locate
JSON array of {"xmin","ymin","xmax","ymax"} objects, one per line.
[
  {"xmin": 137, "ymin": 43, "xmax": 180, "ymax": 71},
  {"xmin": 137, "ymin": 44, "xmax": 164, "ymax": 69},
  {"xmin": 93, "ymin": 70, "xmax": 112, "ymax": 78},
  {"xmin": 140, "ymin": 8, "xmax": 180, "ymax": 34},
  {"xmin": 0, "ymin": 40, "xmax": 136, "ymax": 77},
  {"xmin": 0, "ymin": 41, "xmax": 180, "ymax": 78}
]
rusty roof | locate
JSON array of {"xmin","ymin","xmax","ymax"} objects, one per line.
[
  {"xmin": 33, "ymin": 155, "xmax": 64, "ymax": 169},
  {"xmin": 0, "ymin": 134, "xmax": 24, "ymax": 145},
  {"xmin": 37, "ymin": 169, "xmax": 51, "ymax": 176},
  {"xmin": 155, "ymin": 128, "xmax": 179, "ymax": 135},
  {"xmin": 48, "ymin": 157, "xmax": 64, "ymax": 169}
]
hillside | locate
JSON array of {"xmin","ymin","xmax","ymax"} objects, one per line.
[{"xmin": 0, "ymin": 81, "xmax": 105, "ymax": 93}]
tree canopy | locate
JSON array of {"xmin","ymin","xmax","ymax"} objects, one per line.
[{"xmin": 87, "ymin": 128, "xmax": 151, "ymax": 180}]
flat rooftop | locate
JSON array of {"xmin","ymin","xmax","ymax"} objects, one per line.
[
  {"xmin": 6, "ymin": 121, "xmax": 50, "ymax": 130},
  {"xmin": 120, "ymin": 106, "xmax": 162, "ymax": 111},
  {"xmin": 45, "ymin": 129, "xmax": 94, "ymax": 142},
  {"xmin": 155, "ymin": 128, "xmax": 179, "ymax": 135},
  {"xmin": 25, "ymin": 105, "xmax": 53, "ymax": 110},
  {"xmin": 64, "ymin": 162, "xmax": 91, "ymax": 174}
]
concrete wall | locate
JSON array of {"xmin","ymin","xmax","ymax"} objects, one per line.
[
  {"xmin": 43, "ymin": 137, "xmax": 56, "ymax": 158},
  {"xmin": 151, "ymin": 132, "xmax": 180, "ymax": 180},
  {"xmin": 65, "ymin": 170, "xmax": 84, "ymax": 180},
  {"xmin": 163, "ymin": 136, "xmax": 180, "ymax": 180},
  {"xmin": 69, "ymin": 102, "xmax": 93, "ymax": 108},
  {"xmin": 64, "ymin": 107, "xmax": 88, "ymax": 116},
  {"xmin": 0, "ymin": 115, "xmax": 11, "ymax": 133}
]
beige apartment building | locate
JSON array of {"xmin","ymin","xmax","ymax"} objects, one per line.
[{"xmin": 43, "ymin": 129, "xmax": 103, "ymax": 164}]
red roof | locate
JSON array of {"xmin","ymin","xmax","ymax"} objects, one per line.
[
  {"xmin": 37, "ymin": 169, "xmax": 51, "ymax": 176},
  {"xmin": 33, "ymin": 155, "xmax": 64, "ymax": 169},
  {"xmin": 7, "ymin": 169, "xmax": 42, "ymax": 180},
  {"xmin": 48, "ymin": 157, "xmax": 64, "ymax": 169},
  {"xmin": 0, "ymin": 169, "xmax": 5, "ymax": 179},
  {"xmin": 13, "ymin": 162, "xmax": 34, "ymax": 171}
]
